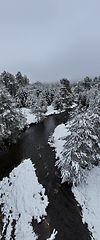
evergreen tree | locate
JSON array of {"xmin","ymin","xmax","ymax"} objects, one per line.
[
  {"xmin": 53, "ymin": 78, "xmax": 72, "ymax": 110},
  {"xmin": 16, "ymin": 71, "xmax": 29, "ymax": 86},
  {"xmin": 50, "ymin": 78, "xmax": 100, "ymax": 185},
  {"xmin": 0, "ymin": 81, "xmax": 26, "ymax": 148},
  {"xmin": 0, "ymin": 71, "xmax": 18, "ymax": 96}
]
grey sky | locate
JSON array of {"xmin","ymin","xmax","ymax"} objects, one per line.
[{"xmin": 0, "ymin": 0, "xmax": 100, "ymax": 83}]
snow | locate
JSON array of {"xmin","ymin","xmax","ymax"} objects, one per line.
[
  {"xmin": 0, "ymin": 158, "xmax": 49, "ymax": 240},
  {"xmin": 22, "ymin": 105, "xmax": 61, "ymax": 125},
  {"xmin": 70, "ymin": 103, "xmax": 77, "ymax": 109},
  {"xmin": 72, "ymin": 166, "xmax": 100, "ymax": 240},
  {"xmin": 47, "ymin": 229, "xmax": 58, "ymax": 240},
  {"xmin": 45, "ymin": 105, "xmax": 60, "ymax": 116},
  {"xmin": 21, "ymin": 108, "xmax": 37, "ymax": 124},
  {"xmin": 49, "ymin": 123, "xmax": 100, "ymax": 240},
  {"xmin": 48, "ymin": 123, "xmax": 71, "ymax": 160}
]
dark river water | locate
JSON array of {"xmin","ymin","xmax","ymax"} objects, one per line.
[{"xmin": 0, "ymin": 112, "xmax": 90, "ymax": 240}]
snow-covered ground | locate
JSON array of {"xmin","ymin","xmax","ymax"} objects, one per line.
[
  {"xmin": 48, "ymin": 123, "xmax": 71, "ymax": 161},
  {"xmin": 21, "ymin": 108, "xmax": 38, "ymax": 124},
  {"xmin": 0, "ymin": 159, "xmax": 48, "ymax": 239},
  {"xmin": 45, "ymin": 105, "xmax": 60, "ymax": 116},
  {"xmin": 72, "ymin": 166, "xmax": 100, "ymax": 240},
  {"xmin": 21, "ymin": 105, "xmax": 61, "ymax": 125},
  {"xmin": 0, "ymin": 158, "xmax": 58, "ymax": 240},
  {"xmin": 48, "ymin": 123, "xmax": 100, "ymax": 240}
]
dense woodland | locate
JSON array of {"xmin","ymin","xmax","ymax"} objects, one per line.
[
  {"xmin": 0, "ymin": 71, "xmax": 100, "ymax": 184},
  {"xmin": 0, "ymin": 71, "xmax": 72, "ymax": 147}
]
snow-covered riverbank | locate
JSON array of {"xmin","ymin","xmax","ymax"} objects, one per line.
[
  {"xmin": 48, "ymin": 122, "xmax": 100, "ymax": 240},
  {"xmin": 21, "ymin": 105, "xmax": 61, "ymax": 125},
  {"xmin": 72, "ymin": 166, "xmax": 100, "ymax": 240},
  {"xmin": 0, "ymin": 159, "xmax": 48, "ymax": 239},
  {"xmin": 0, "ymin": 158, "xmax": 58, "ymax": 240}
]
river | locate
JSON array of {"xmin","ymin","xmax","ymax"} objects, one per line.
[{"xmin": 0, "ymin": 111, "xmax": 90, "ymax": 240}]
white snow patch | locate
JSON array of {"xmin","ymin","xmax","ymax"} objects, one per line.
[
  {"xmin": 22, "ymin": 105, "xmax": 62, "ymax": 125},
  {"xmin": 70, "ymin": 103, "xmax": 77, "ymax": 108},
  {"xmin": 21, "ymin": 108, "xmax": 37, "ymax": 124},
  {"xmin": 47, "ymin": 229, "xmax": 58, "ymax": 240},
  {"xmin": 72, "ymin": 166, "xmax": 100, "ymax": 240},
  {"xmin": 45, "ymin": 105, "xmax": 60, "ymax": 116},
  {"xmin": 0, "ymin": 158, "xmax": 49, "ymax": 240},
  {"xmin": 48, "ymin": 123, "xmax": 71, "ymax": 160}
]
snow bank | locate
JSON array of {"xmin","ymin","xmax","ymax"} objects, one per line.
[
  {"xmin": 49, "ymin": 123, "xmax": 100, "ymax": 239},
  {"xmin": 22, "ymin": 105, "xmax": 61, "ymax": 125},
  {"xmin": 21, "ymin": 108, "xmax": 37, "ymax": 124},
  {"xmin": 0, "ymin": 158, "xmax": 49, "ymax": 240},
  {"xmin": 45, "ymin": 105, "xmax": 60, "ymax": 116},
  {"xmin": 48, "ymin": 123, "xmax": 71, "ymax": 161},
  {"xmin": 72, "ymin": 166, "xmax": 100, "ymax": 240}
]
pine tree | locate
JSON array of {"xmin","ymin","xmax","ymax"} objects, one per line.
[
  {"xmin": 50, "ymin": 78, "xmax": 100, "ymax": 185},
  {"xmin": 0, "ymin": 81, "xmax": 26, "ymax": 148},
  {"xmin": 15, "ymin": 71, "xmax": 29, "ymax": 87},
  {"xmin": 0, "ymin": 71, "xmax": 18, "ymax": 96}
]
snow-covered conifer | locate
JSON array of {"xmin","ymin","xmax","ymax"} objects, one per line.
[
  {"xmin": 0, "ymin": 81, "xmax": 26, "ymax": 148},
  {"xmin": 49, "ymin": 78, "xmax": 100, "ymax": 185}
]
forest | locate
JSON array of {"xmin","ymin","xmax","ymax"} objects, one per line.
[
  {"xmin": 0, "ymin": 71, "xmax": 100, "ymax": 240},
  {"xmin": 0, "ymin": 71, "xmax": 100, "ymax": 185}
]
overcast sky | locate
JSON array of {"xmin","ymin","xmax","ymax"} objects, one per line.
[{"xmin": 0, "ymin": 0, "xmax": 100, "ymax": 83}]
